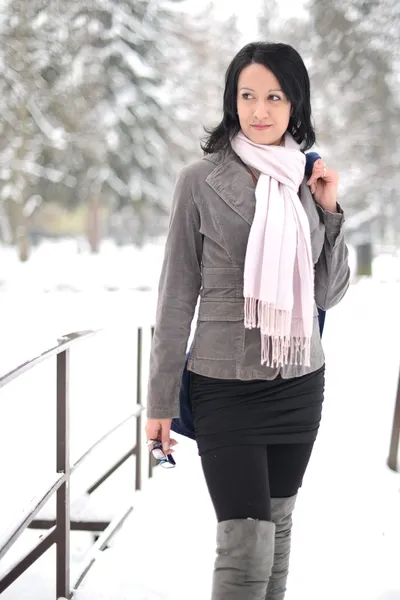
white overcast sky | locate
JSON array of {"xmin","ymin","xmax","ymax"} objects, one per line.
[{"xmin": 180, "ymin": 0, "xmax": 307, "ymax": 41}]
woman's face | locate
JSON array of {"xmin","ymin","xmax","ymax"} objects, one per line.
[{"xmin": 237, "ymin": 63, "xmax": 291, "ymax": 146}]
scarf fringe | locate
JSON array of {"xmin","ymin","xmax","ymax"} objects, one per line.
[{"xmin": 245, "ymin": 296, "xmax": 311, "ymax": 367}]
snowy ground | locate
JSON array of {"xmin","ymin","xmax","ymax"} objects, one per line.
[
  {"xmin": 0, "ymin": 239, "xmax": 399, "ymax": 599},
  {"xmin": 0, "ymin": 239, "xmax": 166, "ymax": 377},
  {"xmin": 75, "ymin": 278, "xmax": 400, "ymax": 600}
]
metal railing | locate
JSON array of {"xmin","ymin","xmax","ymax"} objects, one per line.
[
  {"xmin": 388, "ymin": 366, "xmax": 400, "ymax": 473},
  {"xmin": 0, "ymin": 327, "xmax": 153, "ymax": 599}
]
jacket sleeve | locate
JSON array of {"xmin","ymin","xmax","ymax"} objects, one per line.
[
  {"xmin": 146, "ymin": 167, "xmax": 202, "ymax": 419},
  {"xmin": 314, "ymin": 203, "xmax": 351, "ymax": 310}
]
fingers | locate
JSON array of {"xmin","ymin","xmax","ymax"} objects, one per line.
[
  {"xmin": 145, "ymin": 419, "xmax": 176, "ymax": 454},
  {"xmin": 307, "ymin": 158, "xmax": 325, "ymax": 187},
  {"xmin": 161, "ymin": 438, "xmax": 178, "ymax": 455},
  {"xmin": 307, "ymin": 158, "xmax": 335, "ymax": 195},
  {"xmin": 161, "ymin": 428, "xmax": 172, "ymax": 453},
  {"xmin": 308, "ymin": 159, "xmax": 338, "ymax": 186}
]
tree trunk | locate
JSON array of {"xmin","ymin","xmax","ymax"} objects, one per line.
[
  {"xmin": 356, "ymin": 242, "xmax": 373, "ymax": 277},
  {"xmin": 7, "ymin": 199, "xmax": 30, "ymax": 262},
  {"xmin": 17, "ymin": 224, "xmax": 30, "ymax": 262},
  {"xmin": 87, "ymin": 196, "xmax": 100, "ymax": 254}
]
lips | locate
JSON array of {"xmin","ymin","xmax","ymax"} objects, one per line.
[{"xmin": 252, "ymin": 124, "xmax": 272, "ymax": 130}]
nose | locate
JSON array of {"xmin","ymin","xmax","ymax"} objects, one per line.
[{"xmin": 253, "ymin": 100, "xmax": 269, "ymax": 122}]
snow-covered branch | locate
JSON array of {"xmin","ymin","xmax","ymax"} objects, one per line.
[{"xmin": 1, "ymin": 159, "xmax": 77, "ymax": 187}]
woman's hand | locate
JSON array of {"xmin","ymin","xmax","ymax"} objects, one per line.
[
  {"xmin": 145, "ymin": 418, "xmax": 177, "ymax": 454},
  {"xmin": 307, "ymin": 158, "xmax": 338, "ymax": 213}
]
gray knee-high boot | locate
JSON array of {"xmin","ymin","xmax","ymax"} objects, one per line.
[
  {"xmin": 265, "ymin": 494, "xmax": 298, "ymax": 600},
  {"xmin": 212, "ymin": 518, "xmax": 276, "ymax": 600}
]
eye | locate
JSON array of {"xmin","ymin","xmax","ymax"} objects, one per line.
[
  {"xmin": 269, "ymin": 94, "xmax": 282, "ymax": 101},
  {"xmin": 241, "ymin": 93, "xmax": 254, "ymax": 100}
]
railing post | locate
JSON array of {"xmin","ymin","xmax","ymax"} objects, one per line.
[
  {"xmin": 147, "ymin": 326, "xmax": 155, "ymax": 480},
  {"xmin": 388, "ymin": 367, "xmax": 400, "ymax": 472},
  {"xmin": 136, "ymin": 327, "xmax": 142, "ymax": 491},
  {"xmin": 148, "ymin": 454, "xmax": 155, "ymax": 479},
  {"xmin": 56, "ymin": 349, "xmax": 71, "ymax": 599}
]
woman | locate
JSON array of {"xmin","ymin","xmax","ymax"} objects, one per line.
[{"xmin": 145, "ymin": 42, "xmax": 350, "ymax": 600}]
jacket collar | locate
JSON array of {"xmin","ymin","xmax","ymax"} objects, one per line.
[{"xmin": 203, "ymin": 148, "xmax": 313, "ymax": 228}]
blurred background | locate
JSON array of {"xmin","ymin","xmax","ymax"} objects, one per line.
[{"xmin": 0, "ymin": 1, "xmax": 399, "ymax": 599}]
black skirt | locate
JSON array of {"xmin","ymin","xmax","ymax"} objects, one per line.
[{"xmin": 190, "ymin": 365, "xmax": 325, "ymax": 455}]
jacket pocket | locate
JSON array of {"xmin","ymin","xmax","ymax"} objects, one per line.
[
  {"xmin": 201, "ymin": 266, "xmax": 243, "ymax": 300},
  {"xmin": 191, "ymin": 300, "xmax": 245, "ymax": 361}
]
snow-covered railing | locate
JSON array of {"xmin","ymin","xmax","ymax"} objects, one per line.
[
  {"xmin": 0, "ymin": 328, "xmax": 151, "ymax": 599},
  {"xmin": 388, "ymin": 367, "xmax": 400, "ymax": 473}
]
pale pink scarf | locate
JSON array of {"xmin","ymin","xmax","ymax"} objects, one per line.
[{"xmin": 230, "ymin": 131, "xmax": 314, "ymax": 368}]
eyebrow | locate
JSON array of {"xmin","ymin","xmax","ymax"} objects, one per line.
[{"xmin": 239, "ymin": 87, "xmax": 283, "ymax": 93}]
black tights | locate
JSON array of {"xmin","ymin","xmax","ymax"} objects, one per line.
[{"xmin": 200, "ymin": 443, "xmax": 314, "ymax": 523}]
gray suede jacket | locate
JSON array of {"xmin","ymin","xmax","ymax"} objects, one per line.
[{"xmin": 147, "ymin": 149, "xmax": 350, "ymax": 419}]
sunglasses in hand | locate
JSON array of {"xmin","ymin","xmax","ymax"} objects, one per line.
[{"xmin": 148, "ymin": 439, "xmax": 176, "ymax": 469}]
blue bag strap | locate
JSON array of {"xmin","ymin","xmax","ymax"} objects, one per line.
[
  {"xmin": 305, "ymin": 151, "xmax": 321, "ymax": 178},
  {"xmin": 305, "ymin": 151, "xmax": 325, "ymax": 334}
]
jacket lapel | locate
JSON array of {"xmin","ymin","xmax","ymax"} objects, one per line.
[
  {"xmin": 299, "ymin": 179, "xmax": 320, "ymax": 232},
  {"xmin": 204, "ymin": 151, "xmax": 256, "ymax": 226}
]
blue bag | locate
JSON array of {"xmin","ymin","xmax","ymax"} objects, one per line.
[{"xmin": 171, "ymin": 151, "xmax": 325, "ymax": 440}]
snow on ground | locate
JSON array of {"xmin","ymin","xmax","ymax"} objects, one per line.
[
  {"xmin": 0, "ymin": 239, "xmax": 166, "ymax": 377},
  {"xmin": 0, "ymin": 240, "xmax": 399, "ymax": 599},
  {"xmin": 0, "ymin": 239, "xmax": 166, "ymax": 295}
]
